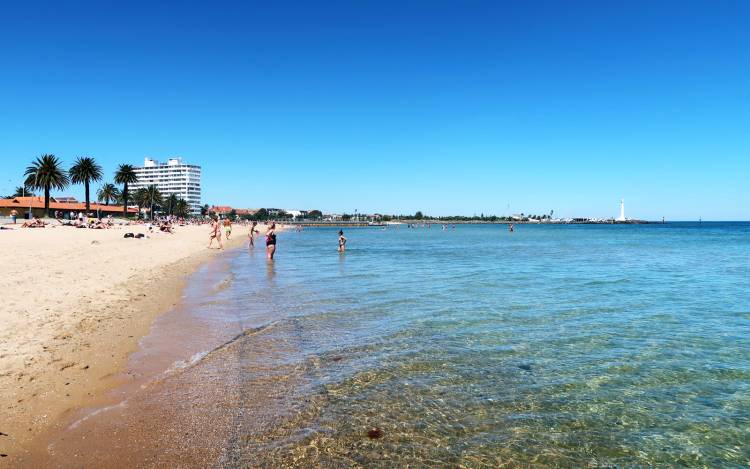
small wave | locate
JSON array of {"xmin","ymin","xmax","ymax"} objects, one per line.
[
  {"xmin": 68, "ymin": 400, "xmax": 128, "ymax": 430},
  {"xmin": 211, "ymin": 272, "xmax": 236, "ymax": 294},
  {"xmin": 163, "ymin": 350, "xmax": 210, "ymax": 375},
  {"xmin": 583, "ymin": 278, "xmax": 630, "ymax": 286}
]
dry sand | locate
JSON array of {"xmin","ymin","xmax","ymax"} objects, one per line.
[{"xmin": 0, "ymin": 221, "xmax": 276, "ymax": 463}]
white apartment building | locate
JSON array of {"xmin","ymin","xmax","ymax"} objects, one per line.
[{"xmin": 131, "ymin": 157, "xmax": 202, "ymax": 215}]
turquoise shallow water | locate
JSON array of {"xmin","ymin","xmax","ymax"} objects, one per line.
[{"xmin": 196, "ymin": 223, "xmax": 750, "ymax": 467}]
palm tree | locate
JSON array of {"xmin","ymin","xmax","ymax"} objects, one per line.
[
  {"xmin": 114, "ymin": 164, "xmax": 138, "ymax": 218},
  {"xmin": 24, "ymin": 154, "xmax": 69, "ymax": 216},
  {"xmin": 144, "ymin": 185, "xmax": 163, "ymax": 220},
  {"xmin": 97, "ymin": 183, "xmax": 120, "ymax": 206},
  {"xmin": 165, "ymin": 193, "xmax": 179, "ymax": 216},
  {"xmin": 175, "ymin": 198, "xmax": 189, "ymax": 218},
  {"xmin": 12, "ymin": 185, "xmax": 35, "ymax": 198},
  {"xmin": 200, "ymin": 204, "xmax": 209, "ymax": 217},
  {"xmin": 132, "ymin": 187, "xmax": 149, "ymax": 219},
  {"xmin": 69, "ymin": 156, "xmax": 103, "ymax": 212}
]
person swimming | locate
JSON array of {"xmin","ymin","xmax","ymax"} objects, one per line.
[
  {"xmin": 266, "ymin": 223, "xmax": 277, "ymax": 260},
  {"xmin": 338, "ymin": 230, "xmax": 347, "ymax": 252}
]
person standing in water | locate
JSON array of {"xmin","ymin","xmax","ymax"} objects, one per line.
[
  {"xmin": 338, "ymin": 230, "xmax": 347, "ymax": 252},
  {"xmin": 248, "ymin": 221, "xmax": 259, "ymax": 247},
  {"xmin": 266, "ymin": 223, "xmax": 277, "ymax": 260},
  {"xmin": 509, "ymin": 223, "xmax": 515, "ymax": 233}
]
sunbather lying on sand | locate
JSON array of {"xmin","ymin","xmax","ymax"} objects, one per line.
[
  {"xmin": 91, "ymin": 219, "xmax": 109, "ymax": 229},
  {"xmin": 21, "ymin": 217, "xmax": 46, "ymax": 228}
]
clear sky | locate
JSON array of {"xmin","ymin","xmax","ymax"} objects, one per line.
[{"xmin": 1, "ymin": 1, "xmax": 748, "ymax": 220}]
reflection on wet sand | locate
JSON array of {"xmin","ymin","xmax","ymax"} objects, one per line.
[{"xmin": 29, "ymin": 319, "xmax": 313, "ymax": 468}]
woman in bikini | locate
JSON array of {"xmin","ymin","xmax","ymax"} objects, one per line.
[
  {"xmin": 338, "ymin": 230, "xmax": 347, "ymax": 252},
  {"xmin": 266, "ymin": 223, "xmax": 277, "ymax": 260},
  {"xmin": 208, "ymin": 217, "xmax": 223, "ymax": 249}
]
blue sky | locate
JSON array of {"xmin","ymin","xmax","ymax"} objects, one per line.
[{"xmin": 1, "ymin": 1, "xmax": 747, "ymax": 220}]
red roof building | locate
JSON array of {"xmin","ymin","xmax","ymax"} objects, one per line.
[{"xmin": 0, "ymin": 197, "xmax": 138, "ymax": 218}]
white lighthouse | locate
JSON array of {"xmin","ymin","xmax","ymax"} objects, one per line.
[{"xmin": 616, "ymin": 199, "xmax": 626, "ymax": 222}]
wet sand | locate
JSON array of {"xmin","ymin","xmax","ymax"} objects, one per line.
[
  {"xmin": 0, "ymin": 223, "xmax": 276, "ymax": 464},
  {"xmin": 21, "ymin": 300, "xmax": 311, "ymax": 468}
]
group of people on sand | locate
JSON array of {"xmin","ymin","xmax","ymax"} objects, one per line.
[
  {"xmin": 11, "ymin": 213, "xmax": 114, "ymax": 229},
  {"xmin": 60, "ymin": 212, "xmax": 114, "ymax": 229},
  {"xmin": 146, "ymin": 221, "xmax": 175, "ymax": 234}
]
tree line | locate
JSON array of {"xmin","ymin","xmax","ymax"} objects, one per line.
[
  {"xmin": 379, "ymin": 211, "xmax": 554, "ymax": 222},
  {"xmin": 8, "ymin": 154, "xmax": 190, "ymax": 218}
]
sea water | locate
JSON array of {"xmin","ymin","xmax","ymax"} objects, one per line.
[{"xmin": 185, "ymin": 223, "xmax": 750, "ymax": 467}]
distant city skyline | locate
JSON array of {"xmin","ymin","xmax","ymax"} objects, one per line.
[{"xmin": 1, "ymin": 1, "xmax": 748, "ymax": 220}]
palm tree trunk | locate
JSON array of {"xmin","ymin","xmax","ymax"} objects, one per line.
[
  {"xmin": 44, "ymin": 186, "xmax": 50, "ymax": 217},
  {"xmin": 85, "ymin": 181, "xmax": 90, "ymax": 212},
  {"xmin": 123, "ymin": 184, "xmax": 128, "ymax": 218}
]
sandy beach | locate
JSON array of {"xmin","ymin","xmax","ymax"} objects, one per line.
[{"xmin": 0, "ymin": 222, "xmax": 274, "ymax": 462}]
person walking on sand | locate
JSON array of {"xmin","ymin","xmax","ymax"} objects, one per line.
[
  {"xmin": 338, "ymin": 230, "xmax": 347, "ymax": 252},
  {"xmin": 223, "ymin": 217, "xmax": 232, "ymax": 240},
  {"xmin": 208, "ymin": 217, "xmax": 223, "ymax": 249},
  {"xmin": 266, "ymin": 223, "xmax": 277, "ymax": 260},
  {"xmin": 248, "ymin": 221, "xmax": 259, "ymax": 247},
  {"xmin": 10, "ymin": 209, "xmax": 18, "ymax": 224}
]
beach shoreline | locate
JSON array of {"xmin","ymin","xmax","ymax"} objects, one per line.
[{"xmin": 0, "ymin": 222, "xmax": 279, "ymax": 463}]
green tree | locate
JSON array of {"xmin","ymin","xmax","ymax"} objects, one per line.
[
  {"xmin": 97, "ymin": 183, "xmax": 120, "ymax": 206},
  {"xmin": 254, "ymin": 208, "xmax": 269, "ymax": 221},
  {"xmin": 24, "ymin": 154, "xmax": 69, "ymax": 216},
  {"xmin": 69, "ymin": 156, "xmax": 103, "ymax": 212},
  {"xmin": 12, "ymin": 185, "xmax": 35, "ymax": 198},
  {"xmin": 200, "ymin": 204, "xmax": 209, "ymax": 217},
  {"xmin": 164, "ymin": 193, "xmax": 179, "ymax": 215},
  {"xmin": 114, "ymin": 164, "xmax": 139, "ymax": 218},
  {"xmin": 308, "ymin": 209, "xmax": 323, "ymax": 220},
  {"xmin": 144, "ymin": 185, "xmax": 163, "ymax": 220},
  {"xmin": 414, "ymin": 211, "xmax": 424, "ymax": 220},
  {"xmin": 132, "ymin": 187, "xmax": 149, "ymax": 218},
  {"xmin": 175, "ymin": 198, "xmax": 189, "ymax": 218}
]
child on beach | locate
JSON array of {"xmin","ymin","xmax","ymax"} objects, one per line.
[{"xmin": 248, "ymin": 221, "xmax": 259, "ymax": 247}]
